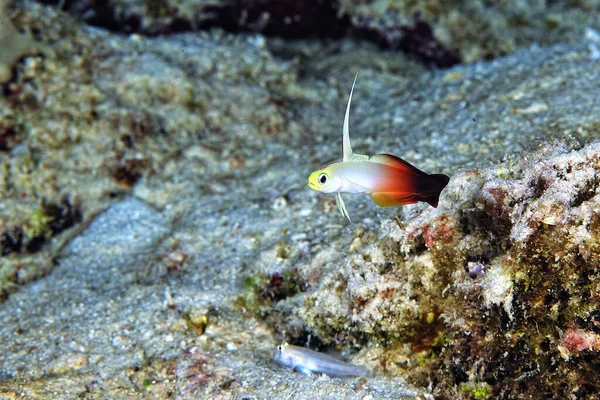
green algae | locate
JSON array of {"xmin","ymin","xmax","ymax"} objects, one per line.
[
  {"xmin": 23, "ymin": 205, "xmax": 54, "ymax": 242},
  {"xmin": 459, "ymin": 382, "xmax": 492, "ymax": 400}
]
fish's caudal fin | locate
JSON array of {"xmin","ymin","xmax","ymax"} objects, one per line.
[
  {"xmin": 425, "ymin": 193, "xmax": 441, "ymax": 208},
  {"xmin": 371, "ymin": 173, "xmax": 450, "ymax": 208},
  {"xmin": 424, "ymin": 173, "xmax": 450, "ymax": 208}
]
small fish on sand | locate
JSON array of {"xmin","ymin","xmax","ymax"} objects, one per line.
[
  {"xmin": 308, "ymin": 75, "xmax": 450, "ymax": 220},
  {"xmin": 273, "ymin": 342, "xmax": 370, "ymax": 377}
]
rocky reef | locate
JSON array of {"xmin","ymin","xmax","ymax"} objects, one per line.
[
  {"xmin": 1, "ymin": 0, "xmax": 600, "ymax": 399},
  {"xmin": 300, "ymin": 142, "xmax": 600, "ymax": 398}
]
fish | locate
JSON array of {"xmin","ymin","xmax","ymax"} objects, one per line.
[
  {"xmin": 307, "ymin": 75, "xmax": 450, "ymax": 220},
  {"xmin": 273, "ymin": 342, "xmax": 370, "ymax": 377}
]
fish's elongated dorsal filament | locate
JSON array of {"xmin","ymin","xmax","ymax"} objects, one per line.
[{"xmin": 342, "ymin": 73, "xmax": 358, "ymax": 162}]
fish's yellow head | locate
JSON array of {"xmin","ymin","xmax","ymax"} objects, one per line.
[{"xmin": 308, "ymin": 167, "xmax": 342, "ymax": 193}]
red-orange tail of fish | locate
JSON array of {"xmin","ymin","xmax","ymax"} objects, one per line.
[{"xmin": 368, "ymin": 154, "xmax": 449, "ymax": 208}]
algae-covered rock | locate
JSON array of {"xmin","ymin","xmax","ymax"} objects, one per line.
[{"xmin": 301, "ymin": 142, "xmax": 600, "ymax": 398}]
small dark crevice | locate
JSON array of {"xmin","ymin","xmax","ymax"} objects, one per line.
[
  {"xmin": 0, "ymin": 125, "xmax": 20, "ymax": 152},
  {"xmin": 37, "ymin": 0, "xmax": 140, "ymax": 33},
  {"xmin": 198, "ymin": 0, "xmax": 350, "ymax": 40},
  {"xmin": 0, "ymin": 228, "xmax": 23, "ymax": 256},
  {"xmin": 354, "ymin": 20, "xmax": 460, "ymax": 68},
  {"xmin": 570, "ymin": 178, "xmax": 599, "ymax": 207},
  {"xmin": 42, "ymin": 197, "xmax": 83, "ymax": 235}
]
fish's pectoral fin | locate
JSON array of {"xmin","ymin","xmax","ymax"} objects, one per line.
[
  {"xmin": 342, "ymin": 73, "xmax": 358, "ymax": 162},
  {"xmin": 371, "ymin": 192, "xmax": 419, "ymax": 207},
  {"xmin": 294, "ymin": 366, "xmax": 313, "ymax": 376},
  {"xmin": 336, "ymin": 192, "xmax": 351, "ymax": 221}
]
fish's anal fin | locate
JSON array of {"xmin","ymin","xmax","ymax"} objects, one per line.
[
  {"xmin": 371, "ymin": 192, "xmax": 419, "ymax": 207},
  {"xmin": 336, "ymin": 192, "xmax": 351, "ymax": 221},
  {"xmin": 342, "ymin": 73, "xmax": 358, "ymax": 162}
]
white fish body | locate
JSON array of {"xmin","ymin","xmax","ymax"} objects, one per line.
[{"xmin": 273, "ymin": 342, "xmax": 370, "ymax": 377}]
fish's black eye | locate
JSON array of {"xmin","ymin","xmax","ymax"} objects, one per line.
[
  {"xmin": 277, "ymin": 345, "xmax": 282, "ymax": 352},
  {"xmin": 318, "ymin": 173, "xmax": 327, "ymax": 184}
]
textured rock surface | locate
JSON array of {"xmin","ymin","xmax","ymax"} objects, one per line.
[{"xmin": 1, "ymin": 0, "xmax": 600, "ymax": 399}]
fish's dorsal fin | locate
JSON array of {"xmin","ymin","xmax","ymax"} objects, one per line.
[
  {"xmin": 342, "ymin": 73, "xmax": 358, "ymax": 162},
  {"xmin": 369, "ymin": 154, "xmax": 428, "ymax": 175},
  {"xmin": 336, "ymin": 192, "xmax": 351, "ymax": 221},
  {"xmin": 349, "ymin": 154, "xmax": 369, "ymax": 162}
]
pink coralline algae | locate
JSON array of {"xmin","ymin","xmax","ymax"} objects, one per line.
[{"xmin": 560, "ymin": 326, "xmax": 600, "ymax": 356}]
